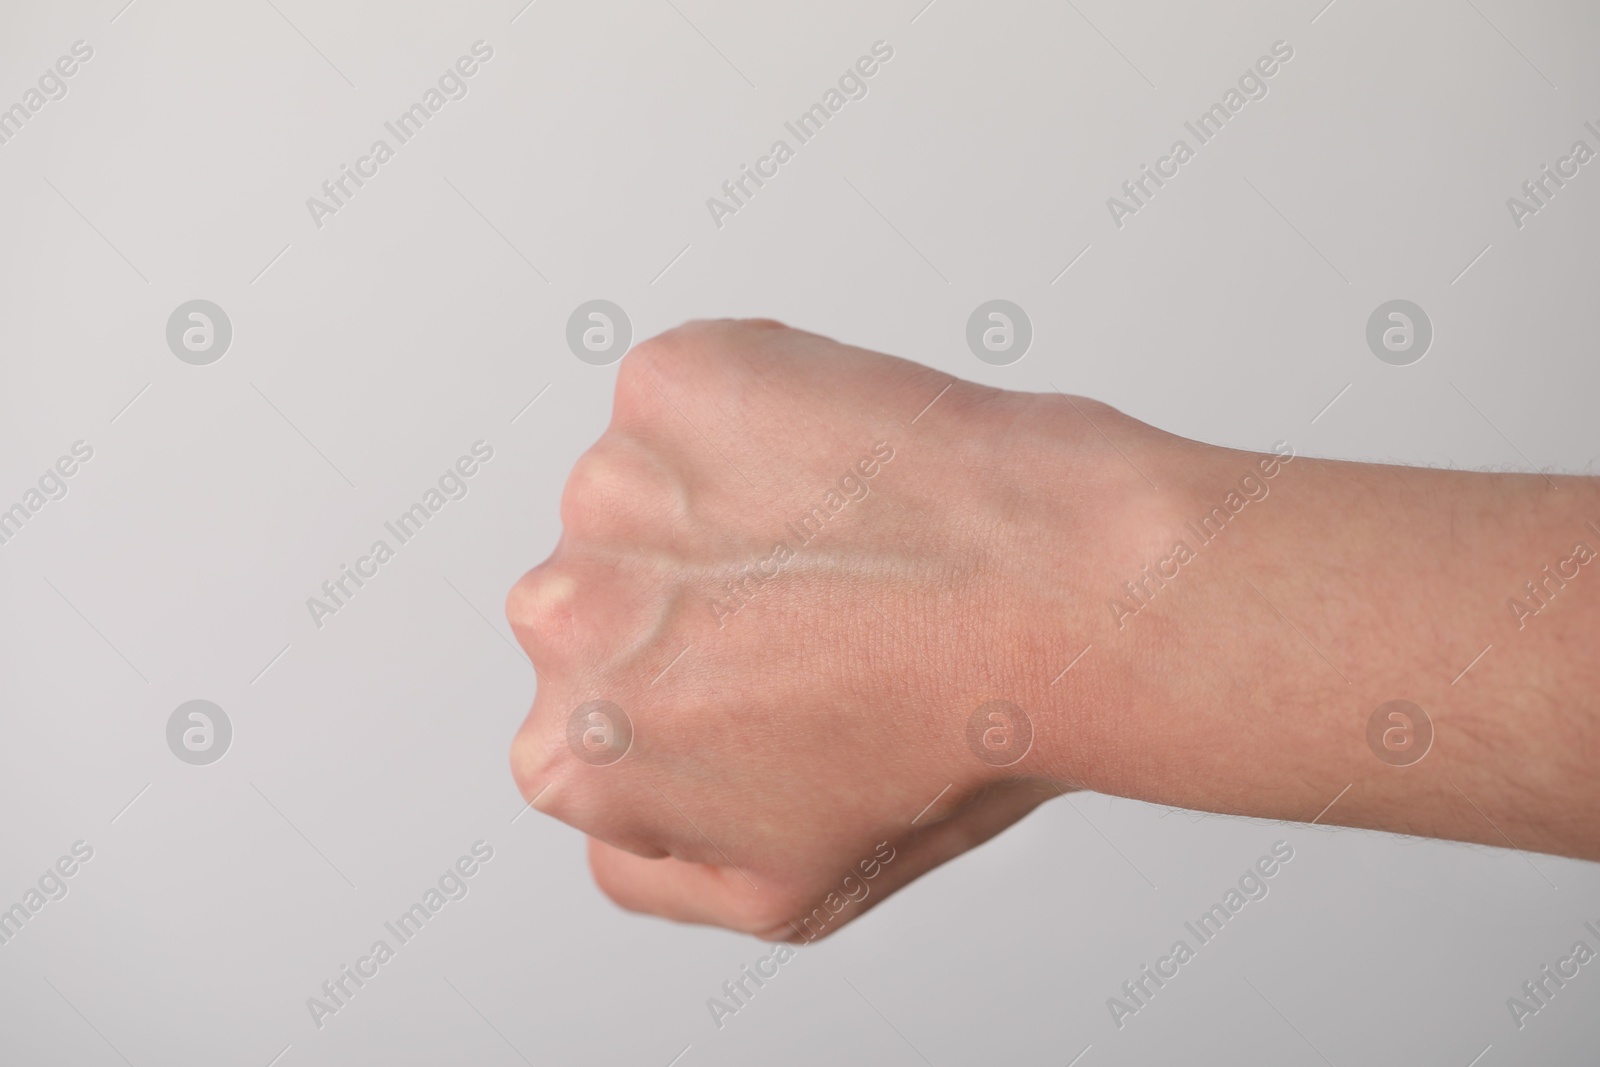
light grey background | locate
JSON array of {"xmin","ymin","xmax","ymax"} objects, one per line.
[{"xmin": 3, "ymin": 0, "xmax": 1598, "ymax": 1064}]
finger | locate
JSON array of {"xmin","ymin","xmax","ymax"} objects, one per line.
[
  {"xmin": 585, "ymin": 780, "xmax": 1054, "ymax": 941},
  {"xmin": 588, "ymin": 838, "xmax": 783, "ymax": 934}
]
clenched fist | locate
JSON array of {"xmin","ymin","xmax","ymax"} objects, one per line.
[
  {"xmin": 504, "ymin": 319, "xmax": 1154, "ymax": 940},
  {"xmin": 507, "ymin": 319, "xmax": 1600, "ymax": 939}
]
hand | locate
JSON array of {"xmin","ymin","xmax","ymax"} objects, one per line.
[{"xmin": 504, "ymin": 319, "xmax": 1150, "ymax": 939}]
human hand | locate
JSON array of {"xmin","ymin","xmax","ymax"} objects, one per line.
[{"xmin": 505, "ymin": 319, "xmax": 1151, "ymax": 939}]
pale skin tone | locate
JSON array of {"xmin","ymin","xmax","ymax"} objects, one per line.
[{"xmin": 506, "ymin": 318, "xmax": 1600, "ymax": 942}]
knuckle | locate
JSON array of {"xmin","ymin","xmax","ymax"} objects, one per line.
[
  {"xmin": 506, "ymin": 554, "xmax": 663, "ymax": 672},
  {"xmin": 613, "ymin": 319, "xmax": 762, "ymax": 429},
  {"xmin": 560, "ymin": 441, "xmax": 686, "ymax": 539},
  {"xmin": 508, "ymin": 712, "xmax": 566, "ymax": 805},
  {"xmin": 505, "ymin": 563, "xmax": 578, "ymax": 659},
  {"xmin": 732, "ymin": 316, "xmax": 791, "ymax": 333},
  {"xmin": 615, "ymin": 321, "xmax": 719, "ymax": 393},
  {"xmin": 614, "ymin": 330, "xmax": 685, "ymax": 407}
]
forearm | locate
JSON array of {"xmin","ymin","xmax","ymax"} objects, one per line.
[{"xmin": 1043, "ymin": 407, "xmax": 1600, "ymax": 859}]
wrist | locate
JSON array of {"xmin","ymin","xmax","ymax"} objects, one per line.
[{"xmin": 957, "ymin": 391, "xmax": 1202, "ymax": 795}]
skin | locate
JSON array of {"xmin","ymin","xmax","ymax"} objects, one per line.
[{"xmin": 506, "ymin": 318, "xmax": 1600, "ymax": 942}]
